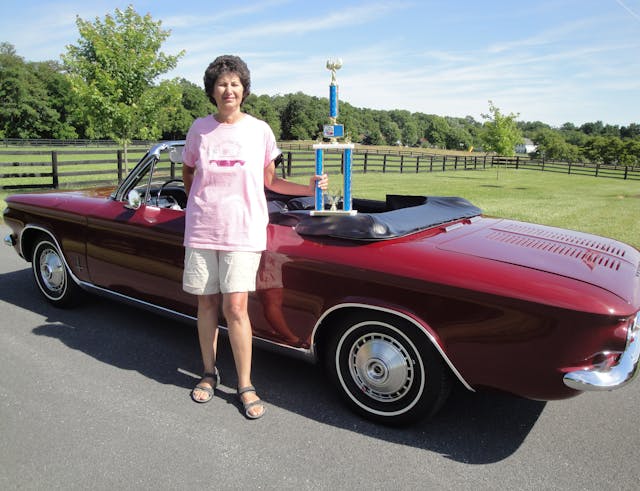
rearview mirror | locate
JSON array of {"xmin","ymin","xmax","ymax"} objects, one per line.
[
  {"xmin": 169, "ymin": 147, "xmax": 183, "ymax": 164},
  {"xmin": 125, "ymin": 189, "xmax": 142, "ymax": 210}
]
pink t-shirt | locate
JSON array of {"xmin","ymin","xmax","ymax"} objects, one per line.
[{"xmin": 182, "ymin": 114, "xmax": 280, "ymax": 251}]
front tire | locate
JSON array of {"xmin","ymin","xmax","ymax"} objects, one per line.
[
  {"xmin": 31, "ymin": 236, "xmax": 80, "ymax": 307},
  {"xmin": 326, "ymin": 312, "xmax": 451, "ymax": 425}
]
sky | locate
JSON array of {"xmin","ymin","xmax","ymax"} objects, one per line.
[{"xmin": 2, "ymin": 0, "xmax": 640, "ymax": 127}]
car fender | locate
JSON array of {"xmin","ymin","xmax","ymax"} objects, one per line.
[
  {"xmin": 311, "ymin": 301, "xmax": 474, "ymax": 392},
  {"xmin": 19, "ymin": 224, "xmax": 84, "ymax": 288}
]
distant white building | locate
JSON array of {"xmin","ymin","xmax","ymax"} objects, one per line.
[{"xmin": 515, "ymin": 138, "xmax": 537, "ymax": 154}]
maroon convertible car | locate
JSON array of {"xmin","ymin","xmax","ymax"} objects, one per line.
[{"xmin": 4, "ymin": 141, "xmax": 640, "ymax": 424}]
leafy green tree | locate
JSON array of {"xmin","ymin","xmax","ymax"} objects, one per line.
[
  {"xmin": 379, "ymin": 114, "xmax": 402, "ymax": 145},
  {"xmin": 31, "ymin": 60, "xmax": 81, "ymax": 138},
  {"xmin": 422, "ymin": 115, "xmax": 449, "ymax": 148},
  {"xmin": 580, "ymin": 120, "xmax": 604, "ymax": 135},
  {"xmin": 560, "ymin": 126, "xmax": 589, "ymax": 147},
  {"xmin": 62, "ymin": 6, "xmax": 184, "ymax": 165},
  {"xmin": 532, "ymin": 128, "xmax": 580, "ymax": 161},
  {"xmin": 243, "ymin": 94, "xmax": 282, "ymax": 140},
  {"xmin": 623, "ymin": 139, "xmax": 640, "ymax": 166},
  {"xmin": 160, "ymin": 78, "xmax": 210, "ymax": 140},
  {"xmin": 583, "ymin": 136, "xmax": 624, "ymax": 165},
  {"xmin": 279, "ymin": 92, "xmax": 324, "ymax": 140},
  {"xmin": 479, "ymin": 101, "xmax": 523, "ymax": 156},
  {"xmin": 621, "ymin": 123, "xmax": 640, "ymax": 139},
  {"xmin": 445, "ymin": 122, "xmax": 473, "ymax": 151},
  {"xmin": 337, "ymin": 102, "xmax": 365, "ymax": 143},
  {"xmin": 0, "ymin": 43, "xmax": 78, "ymax": 138}
]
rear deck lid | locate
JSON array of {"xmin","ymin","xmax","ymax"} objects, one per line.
[{"xmin": 438, "ymin": 219, "xmax": 640, "ymax": 304}]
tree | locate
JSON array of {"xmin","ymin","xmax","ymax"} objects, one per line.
[
  {"xmin": 479, "ymin": 101, "xmax": 523, "ymax": 156},
  {"xmin": 0, "ymin": 43, "xmax": 78, "ymax": 139},
  {"xmin": 420, "ymin": 114, "xmax": 449, "ymax": 148},
  {"xmin": 159, "ymin": 78, "xmax": 210, "ymax": 140},
  {"xmin": 379, "ymin": 114, "xmax": 402, "ymax": 145},
  {"xmin": 62, "ymin": 6, "xmax": 184, "ymax": 165},
  {"xmin": 279, "ymin": 92, "xmax": 324, "ymax": 140},
  {"xmin": 621, "ymin": 123, "xmax": 640, "ymax": 139},
  {"xmin": 582, "ymin": 136, "xmax": 624, "ymax": 165},
  {"xmin": 532, "ymin": 128, "xmax": 580, "ymax": 162},
  {"xmin": 243, "ymin": 94, "xmax": 281, "ymax": 140}
]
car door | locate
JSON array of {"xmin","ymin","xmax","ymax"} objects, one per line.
[{"xmin": 85, "ymin": 149, "xmax": 197, "ymax": 317}]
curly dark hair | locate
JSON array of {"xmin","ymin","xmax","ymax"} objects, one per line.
[{"xmin": 203, "ymin": 55, "xmax": 251, "ymax": 107}]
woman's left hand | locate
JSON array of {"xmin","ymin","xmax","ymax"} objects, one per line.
[{"xmin": 309, "ymin": 173, "xmax": 329, "ymax": 194}]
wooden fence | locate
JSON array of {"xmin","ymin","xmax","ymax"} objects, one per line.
[
  {"xmin": 1, "ymin": 147, "xmax": 638, "ymax": 191},
  {"xmin": 490, "ymin": 156, "xmax": 640, "ymax": 180},
  {"xmin": 0, "ymin": 147, "xmax": 148, "ymax": 190}
]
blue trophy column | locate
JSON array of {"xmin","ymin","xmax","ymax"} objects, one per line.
[
  {"xmin": 343, "ymin": 147, "xmax": 352, "ymax": 212},
  {"xmin": 329, "ymin": 84, "xmax": 338, "ymax": 120},
  {"xmin": 315, "ymin": 147, "xmax": 324, "ymax": 211}
]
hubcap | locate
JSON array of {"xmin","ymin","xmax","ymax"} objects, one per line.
[
  {"xmin": 349, "ymin": 333, "xmax": 413, "ymax": 402},
  {"xmin": 39, "ymin": 249, "xmax": 65, "ymax": 294}
]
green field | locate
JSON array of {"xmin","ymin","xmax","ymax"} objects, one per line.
[
  {"xmin": 2, "ymin": 165, "xmax": 639, "ymax": 248},
  {"xmin": 288, "ymin": 167, "xmax": 640, "ymax": 247}
]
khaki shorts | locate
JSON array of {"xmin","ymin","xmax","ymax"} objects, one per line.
[{"xmin": 183, "ymin": 248, "xmax": 262, "ymax": 295}]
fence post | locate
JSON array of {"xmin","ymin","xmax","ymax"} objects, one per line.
[
  {"xmin": 286, "ymin": 152, "xmax": 292, "ymax": 177},
  {"xmin": 383, "ymin": 154, "xmax": 387, "ymax": 173},
  {"xmin": 416, "ymin": 155, "xmax": 420, "ymax": 173},
  {"xmin": 400, "ymin": 155, "xmax": 404, "ymax": 173},
  {"xmin": 117, "ymin": 150, "xmax": 123, "ymax": 182},
  {"xmin": 624, "ymin": 166, "xmax": 628, "ymax": 180},
  {"xmin": 51, "ymin": 151, "xmax": 59, "ymax": 188},
  {"xmin": 516, "ymin": 156, "xmax": 520, "ymax": 169},
  {"xmin": 363, "ymin": 153, "xmax": 368, "ymax": 173},
  {"xmin": 442, "ymin": 155, "xmax": 446, "ymax": 171}
]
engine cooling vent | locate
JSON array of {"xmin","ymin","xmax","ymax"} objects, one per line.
[
  {"xmin": 487, "ymin": 225, "xmax": 624, "ymax": 272},
  {"xmin": 493, "ymin": 223, "xmax": 627, "ymax": 258}
]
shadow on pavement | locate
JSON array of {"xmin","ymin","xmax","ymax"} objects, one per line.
[{"xmin": 2, "ymin": 266, "xmax": 545, "ymax": 464}]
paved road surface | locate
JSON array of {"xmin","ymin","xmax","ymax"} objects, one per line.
[{"xmin": 1, "ymin": 225, "xmax": 639, "ymax": 490}]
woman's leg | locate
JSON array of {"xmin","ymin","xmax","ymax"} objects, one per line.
[
  {"xmin": 223, "ymin": 291, "xmax": 264, "ymax": 418},
  {"xmin": 192, "ymin": 293, "xmax": 221, "ymax": 401}
]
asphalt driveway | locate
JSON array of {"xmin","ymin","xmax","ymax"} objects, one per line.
[{"xmin": 1, "ymin": 225, "xmax": 639, "ymax": 490}]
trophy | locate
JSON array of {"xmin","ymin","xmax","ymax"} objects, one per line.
[{"xmin": 311, "ymin": 58, "xmax": 357, "ymax": 216}]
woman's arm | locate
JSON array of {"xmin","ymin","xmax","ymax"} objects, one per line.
[
  {"xmin": 182, "ymin": 164, "xmax": 196, "ymax": 195},
  {"xmin": 264, "ymin": 161, "xmax": 328, "ymax": 196}
]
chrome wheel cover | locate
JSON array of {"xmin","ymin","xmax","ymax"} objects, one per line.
[
  {"xmin": 348, "ymin": 331, "xmax": 414, "ymax": 403},
  {"xmin": 38, "ymin": 247, "xmax": 65, "ymax": 295}
]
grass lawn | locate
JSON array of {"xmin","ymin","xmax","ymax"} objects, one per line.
[
  {"xmin": 2, "ymin": 166, "xmax": 639, "ymax": 248},
  {"xmin": 289, "ymin": 167, "xmax": 640, "ymax": 247}
]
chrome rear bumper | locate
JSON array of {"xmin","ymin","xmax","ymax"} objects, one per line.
[{"xmin": 564, "ymin": 312, "xmax": 640, "ymax": 391}]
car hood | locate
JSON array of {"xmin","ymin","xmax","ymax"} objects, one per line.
[{"xmin": 437, "ymin": 218, "xmax": 640, "ymax": 304}]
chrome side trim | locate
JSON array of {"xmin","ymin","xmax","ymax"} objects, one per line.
[
  {"xmin": 79, "ymin": 281, "xmax": 314, "ymax": 362},
  {"xmin": 311, "ymin": 303, "xmax": 474, "ymax": 392},
  {"xmin": 20, "ymin": 225, "xmax": 313, "ymax": 361},
  {"xmin": 564, "ymin": 312, "xmax": 640, "ymax": 391}
]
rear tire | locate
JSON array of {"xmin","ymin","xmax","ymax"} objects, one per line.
[
  {"xmin": 31, "ymin": 236, "xmax": 81, "ymax": 308},
  {"xmin": 325, "ymin": 311, "xmax": 451, "ymax": 425}
]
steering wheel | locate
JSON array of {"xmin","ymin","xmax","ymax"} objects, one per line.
[{"xmin": 157, "ymin": 179, "xmax": 184, "ymax": 208}]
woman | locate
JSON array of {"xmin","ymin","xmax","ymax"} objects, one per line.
[{"xmin": 182, "ymin": 55, "xmax": 328, "ymax": 419}]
